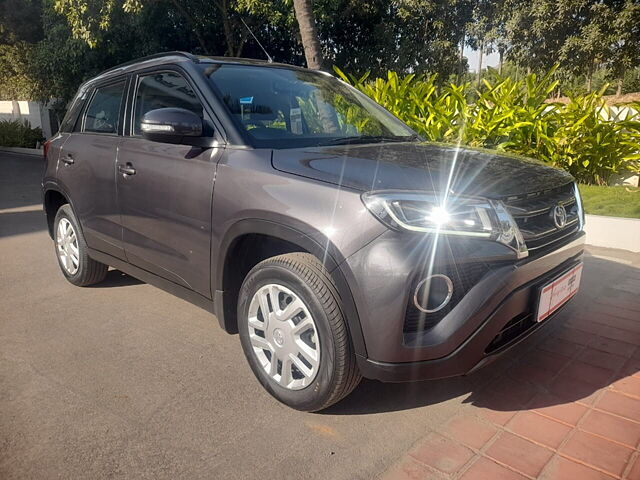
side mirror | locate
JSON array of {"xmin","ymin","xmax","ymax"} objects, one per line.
[{"xmin": 140, "ymin": 107, "xmax": 203, "ymax": 144}]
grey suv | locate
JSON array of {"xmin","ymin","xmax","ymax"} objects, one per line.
[{"xmin": 43, "ymin": 52, "xmax": 586, "ymax": 411}]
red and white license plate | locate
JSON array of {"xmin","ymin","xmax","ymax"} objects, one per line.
[{"xmin": 536, "ymin": 263, "xmax": 583, "ymax": 322}]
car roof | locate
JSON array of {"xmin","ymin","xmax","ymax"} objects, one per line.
[{"xmin": 82, "ymin": 51, "xmax": 310, "ymax": 88}]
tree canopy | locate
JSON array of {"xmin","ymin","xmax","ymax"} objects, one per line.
[{"xmin": 1, "ymin": 0, "xmax": 639, "ymax": 105}]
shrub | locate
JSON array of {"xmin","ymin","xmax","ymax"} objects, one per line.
[
  {"xmin": 0, "ymin": 119, "xmax": 44, "ymax": 148},
  {"xmin": 549, "ymin": 95, "xmax": 640, "ymax": 184},
  {"xmin": 335, "ymin": 66, "xmax": 640, "ymax": 185}
]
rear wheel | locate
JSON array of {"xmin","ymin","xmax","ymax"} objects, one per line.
[
  {"xmin": 53, "ymin": 204, "xmax": 108, "ymax": 286},
  {"xmin": 238, "ymin": 253, "xmax": 361, "ymax": 411}
]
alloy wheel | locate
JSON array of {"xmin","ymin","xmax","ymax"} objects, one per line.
[{"xmin": 56, "ymin": 218, "xmax": 80, "ymax": 275}]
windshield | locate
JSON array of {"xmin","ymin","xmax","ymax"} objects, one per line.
[{"xmin": 202, "ymin": 64, "xmax": 417, "ymax": 148}]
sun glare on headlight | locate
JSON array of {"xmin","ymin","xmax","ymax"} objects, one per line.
[{"xmin": 426, "ymin": 206, "xmax": 450, "ymax": 226}]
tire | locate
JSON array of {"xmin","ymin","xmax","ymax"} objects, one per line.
[
  {"xmin": 53, "ymin": 204, "xmax": 108, "ymax": 286},
  {"xmin": 238, "ymin": 253, "xmax": 361, "ymax": 412}
]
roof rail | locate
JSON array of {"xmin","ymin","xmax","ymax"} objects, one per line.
[{"xmin": 100, "ymin": 51, "xmax": 199, "ymax": 76}]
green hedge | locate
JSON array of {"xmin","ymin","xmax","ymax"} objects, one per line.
[
  {"xmin": 0, "ymin": 119, "xmax": 44, "ymax": 148},
  {"xmin": 335, "ymin": 66, "xmax": 640, "ymax": 185}
]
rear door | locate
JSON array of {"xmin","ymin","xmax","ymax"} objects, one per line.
[
  {"xmin": 116, "ymin": 68, "xmax": 220, "ymax": 297},
  {"xmin": 56, "ymin": 78, "xmax": 128, "ymax": 260},
  {"xmin": 44, "ymin": 87, "xmax": 89, "ymax": 191}
]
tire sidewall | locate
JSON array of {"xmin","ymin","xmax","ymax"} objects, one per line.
[
  {"xmin": 53, "ymin": 204, "xmax": 87, "ymax": 284},
  {"xmin": 238, "ymin": 264, "xmax": 339, "ymax": 411}
]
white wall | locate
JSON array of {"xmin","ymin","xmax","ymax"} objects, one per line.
[
  {"xmin": 585, "ymin": 214, "xmax": 640, "ymax": 252},
  {"xmin": 0, "ymin": 101, "xmax": 53, "ymax": 139}
]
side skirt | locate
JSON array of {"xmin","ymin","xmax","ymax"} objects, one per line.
[{"xmin": 87, "ymin": 247, "xmax": 218, "ymax": 318}]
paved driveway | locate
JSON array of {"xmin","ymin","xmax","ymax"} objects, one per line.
[{"xmin": 1, "ymin": 151, "xmax": 639, "ymax": 479}]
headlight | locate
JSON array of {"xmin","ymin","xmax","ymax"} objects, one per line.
[{"xmin": 362, "ymin": 191, "xmax": 528, "ymax": 258}]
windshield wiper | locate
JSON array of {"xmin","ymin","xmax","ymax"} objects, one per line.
[{"xmin": 317, "ymin": 134, "xmax": 420, "ymax": 146}]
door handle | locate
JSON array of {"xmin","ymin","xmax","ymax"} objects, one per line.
[
  {"xmin": 118, "ymin": 163, "xmax": 136, "ymax": 176},
  {"xmin": 61, "ymin": 154, "xmax": 74, "ymax": 165}
]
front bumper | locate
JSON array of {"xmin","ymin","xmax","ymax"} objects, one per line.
[{"xmin": 342, "ymin": 230, "xmax": 586, "ymax": 382}]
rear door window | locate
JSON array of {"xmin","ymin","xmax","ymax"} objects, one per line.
[
  {"xmin": 84, "ymin": 82, "xmax": 126, "ymax": 134},
  {"xmin": 133, "ymin": 71, "xmax": 203, "ymax": 136}
]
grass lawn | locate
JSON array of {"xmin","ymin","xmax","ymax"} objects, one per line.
[{"xmin": 578, "ymin": 184, "xmax": 640, "ymax": 219}]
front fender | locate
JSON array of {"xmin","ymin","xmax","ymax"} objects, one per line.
[{"xmin": 213, "ymin": 217, "xmax": 368, "ymax": 357}]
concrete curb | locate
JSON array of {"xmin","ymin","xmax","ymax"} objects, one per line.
[
  {"xmin": 0, "ymin": 146, "xmax": 42, "ymax": 157},
  {"xmin": 585, "ymin": 214, "xmax": 640, "ymax": 252}
]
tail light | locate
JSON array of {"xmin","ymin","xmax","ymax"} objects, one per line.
[{"xmin": 43, "ymin": 139, "xmax": 52, "ymax": 161}]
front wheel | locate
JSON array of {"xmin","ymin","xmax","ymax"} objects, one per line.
[{"xmin": 238, "ymin": 253, "xmax": 361, "ymax": 412}]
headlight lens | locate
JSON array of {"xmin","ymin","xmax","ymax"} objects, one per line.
[{"xmin": 362, "ymin": 191, "xmax": 528, "ymax": 258}]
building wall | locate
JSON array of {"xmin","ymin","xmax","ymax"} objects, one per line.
[{"xmin": 0, "ymin": 101, "xmax": 54, "ymax": 139}]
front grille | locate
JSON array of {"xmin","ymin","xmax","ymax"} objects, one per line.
[
  {"xmin": 404, "ymin": 262, "xmax": 491, "ymax": 333},
  {"xmin": 503, "ymin": 183, "xmax": 580, "ymax": 253}
]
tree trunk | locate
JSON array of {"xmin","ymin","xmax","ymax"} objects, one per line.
[
  {"xmin": 291, "ymin": 0, "xmax": 336, "ymax": 131},
  {"xmin": 292, "ymin": 0, "xmax": 324, "ymax": 70},
  {"xmin": 217, "ymin": 0, "xmax": 236, "ymax": 57},
  {"xmin": 476, "ymin": 40, "xmax": 484, "ymax": 88},
  {"xmin": 234, "ymin": 35, "xmax": 247, "ymax": 57},
  {"xmin": 586, "ymin": 60, "xmax": 594, "ymax": 92},
  {"xmin": 616, "ymin": 72, "xmax": 624, "ymax": 96},
  {"xmin": 458, "ymin": 31, "xmax": 465, "ymax": 82},
  {"xmin": 498, "ymin": 49, "xmax": 504, "ymax": 76},
  {"xmin": 11, "ymin": 100, "xmax": 21, "ymax": 120}
]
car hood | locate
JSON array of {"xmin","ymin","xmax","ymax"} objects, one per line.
[{"xmin": 271, "ymin": 142, "xmax": 574, "ymax": 199}]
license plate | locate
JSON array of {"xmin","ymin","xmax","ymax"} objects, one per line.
[{"xmin": 536, "ymin": 263, "xmax": 583, "ymax": 322}]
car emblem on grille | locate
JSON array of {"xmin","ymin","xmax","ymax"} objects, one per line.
[{"xmin": 552, "ymin": 204, "xmax": 567, "ymax": 229}]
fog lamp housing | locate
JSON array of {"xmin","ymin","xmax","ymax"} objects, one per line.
[{"xmin": 413, "ymin": 274, "xmax": 454, "ymax": 313}]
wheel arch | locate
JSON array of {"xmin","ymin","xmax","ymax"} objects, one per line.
[
  {"xmin": 214, "ymin": 219, "xmax": 366, "ymax": 357},
  {"xmin": 43, "ymin": 188, "xmax": 70, "ymax": 239}
]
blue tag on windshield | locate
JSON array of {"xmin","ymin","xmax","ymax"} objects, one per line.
[{"xmin": 239, "ymin": 96, "xmax": 254, "ymax": 104}]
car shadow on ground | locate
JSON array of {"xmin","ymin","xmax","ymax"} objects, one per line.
[
  {"xmin": 323, "ymin": 255, "xmax": 639, "ymax": 417},
  {"xmin": 89, "ymin": 269, "xmax": 145, "ymax": 288}
]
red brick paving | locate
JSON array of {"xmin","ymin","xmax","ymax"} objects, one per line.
[
  {"xmin": 580, "ymin": 411, "xmax": 640, "ymax": 448},
  {"xmin": 444, "ymin": 416, "xmax": 498, "ymax": 450},
  {"xmin": 380, "ymin": 456, "xmax": 441, "ymax": 480},
  {"xmin": 476, "ymin": 405, "xmax": 517, "ymax": 426},
  {"xmin": 560, "ymin": 430, "xmax": 634, "ymax": 477},
  {"xmin": 486, "ymin": 432, "xmax": 554, "ymax": 477},
  {"xmin": 612, "ymin": 376, "xmax": 640, "ymax": 397},
  {"xmin": 578, "ymin": 349, "xmax": 628, "ymax": 371},
  {"xmin": 408, "ymin": 432, "xmax": 475, "ymax": 474},
  {"xmin": 530, "ymin": 393, "xmax": 590, "ymax": 426},
  {"xmin": 543, "ymin": 457, "xmax": 615, "ymax": 480},
  {"xmin": 459, "ymin": 457, "xmax": 527, "ymax": 480},
  {"xmin": 508, "ymin": 411, "xmax": 572, "ymax": 448},
  {"xmin": 378, "ymin": 253, "xmax": 640, "ymax": 480},
  {"xmin": 589, "ymin": 337, "xmax": 638, "ymax": 358},
  {"xmin": 548, "ymin": 373, "xmax": 601, "ymax": 404},
  {"xmin": 598, "ymin": 391, "xmax": 640, "ymax": 421},
  {"xmin": 537, "ymin": 337, "xmax": 584, "ymax": 358},
  {"xmin": 628, "ymin": 457, "xmax": 640, "ymax": 480}
]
